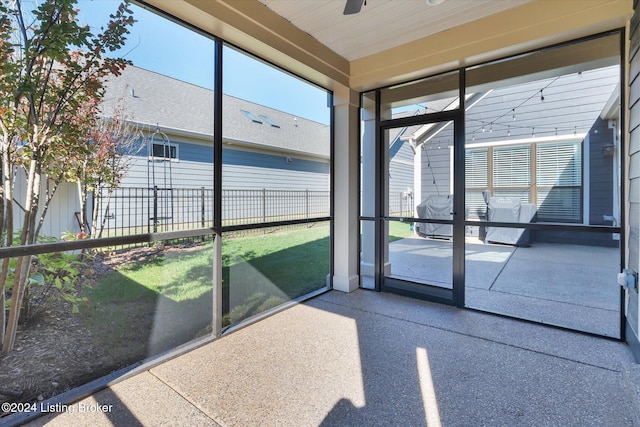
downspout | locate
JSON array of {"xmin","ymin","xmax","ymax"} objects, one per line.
[{"xmin": 610, "ymin": 118, "xmax": 621, "ymax": 240}]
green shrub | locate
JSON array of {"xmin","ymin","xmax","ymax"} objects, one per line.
[{"xmin": 22, "ymin": 251, "xmax": 90, "ymax": 322}]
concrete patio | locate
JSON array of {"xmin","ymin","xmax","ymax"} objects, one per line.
[
  {"xmin": 387, "ymin": 236, "xmax": 621, "ymax": 337},
  {"xmin": 26, "ymin": 289, "xmax": 640, "ymax": 426}
]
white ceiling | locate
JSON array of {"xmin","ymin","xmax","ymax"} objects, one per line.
[{"xmin": 257, "ymin": 0, "xmax": 533, "ymax": 61}]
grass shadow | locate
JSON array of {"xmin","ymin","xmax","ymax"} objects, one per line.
[
  {"xmin": 81, "ymin": 246, "xmax": 214, "ymax": 370},
  {"xmin": 221, "ymin": 230, "xmax": 330, "ymax": 326},
  {"xmin": 78, "ymin": 225, "xmax": 332, "ymax": 377}
]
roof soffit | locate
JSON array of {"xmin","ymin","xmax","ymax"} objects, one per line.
[
  {"xmin": 142, "ymin": 0, "xmax": 350, "ymax": 91},
  {"xmin": 143, "ymin": 0, "xmax": 631, "ymax": 94},
  {"xmin": 350, "ymin": 0, "xmax": 631, "ymax": 91}
]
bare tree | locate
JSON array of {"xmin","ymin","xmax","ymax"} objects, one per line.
[{"xmin": 69, "ymin": 99, "xmax": 143, "ymax": 239}]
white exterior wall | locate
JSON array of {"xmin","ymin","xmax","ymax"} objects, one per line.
[{"xmin": 11, "ymin": 174, "xmax": 82, "ymax": 240}]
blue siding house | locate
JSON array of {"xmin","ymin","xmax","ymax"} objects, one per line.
[
  {"xmin": 92, "ymin": 66, "xmax": 332, "ymax": 234},
  {"xmin": 101, "ymin": 66, "xmax": 331, "ymax": 192}
]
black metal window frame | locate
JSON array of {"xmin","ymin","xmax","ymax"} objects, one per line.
[
  {"xmin": 217, "ymin": 41, "xmax": 334, "ymax": 236},
  {"xmin": 2, "ymin": 4, "xmax": 335, "ymax": 425},
  {"xmin": 358, "ymin": 28, "xmax": 626, "ymax": 339},
  {"xmin": 0, "ymin": 2, "xmax": 335, "ymax": 323}
]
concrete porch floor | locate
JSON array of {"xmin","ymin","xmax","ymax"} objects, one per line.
[
  {"xmin": 387, "ymin": 237, "xmax": 621, "ymax": 337},
  {"xmin": 27, "ymin": 289, "xmax": 640, "ymax": 426}
]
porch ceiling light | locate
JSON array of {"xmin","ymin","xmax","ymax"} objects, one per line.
[{"xmin": 426, "ymin": 0, "xmax": 446, "ymax": 5}]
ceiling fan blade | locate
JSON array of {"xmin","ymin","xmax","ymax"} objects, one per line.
[{"xmin": 343, "ymin": 0, "xmax": 365, "ymax": 15}]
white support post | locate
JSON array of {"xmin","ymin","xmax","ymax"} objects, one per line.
[{"xmin": 333, "ymin": 86, "xmax": 359, "ymax": 292}]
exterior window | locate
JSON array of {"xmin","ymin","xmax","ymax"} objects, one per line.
[
  {"xmin": 464, "ymin": 141, "xmax": 582, "ymax": 222},
  {"xmin": 536, "ymin": 141, "xmax": 582, "ymax": 222},
  {"xmin": 151, "ymin": 143, "xmax": 178, "ymax": 160},
  {"xmin": 222, "ymin": 44, "xmax": 331, "ymax": 329},
  {"xmin": 493, "ymin": 145, "xmax": 531, "ymax": 203},
  {"xmin": 465, "ymin": 148, "xmax": 488, "ymax": 217}
]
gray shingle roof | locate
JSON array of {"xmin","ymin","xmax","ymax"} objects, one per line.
[{"xmin": 100, "ymin": 66, "xmax": 330, "ymax": 158}]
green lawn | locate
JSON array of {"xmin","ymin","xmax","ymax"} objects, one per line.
[
  {"xmin": 222, "ymin": 224, "xmax": 330, "ymax": 324},
  {"xmin": 389, "ymin": 221, "xmax": 413, "ymax": 241},
  {"xmin": 82, "ymin": 223, "xmax": 331, "ymax": 356},
  {"xmin": 88, "ymin": 247, "xmax": 213, "ymax": 304},
  {"xmin": 81, "ymin": 221, "xmax": 406, "ymax": 359},
  {"xmin": 81, "ymin": 245, "xmax": 215, "ymax": 361}
]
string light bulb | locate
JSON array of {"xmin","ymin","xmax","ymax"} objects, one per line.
[
  {"xmin": 540, "ymin": 89, "xmax": 545, "ymax": 102},
  {"xmin": 512, "ymin": 109, "xmax": 516, "ymax": 121}
]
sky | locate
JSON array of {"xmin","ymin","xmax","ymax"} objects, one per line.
[{"xmin": 76, "ymin": 0, "xmax": 330, "ymax": 124}]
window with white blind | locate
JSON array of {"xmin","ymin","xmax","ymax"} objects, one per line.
[
  {"xmin": 465, "ymin": 149, "xmax": 488, "ymax": 187},
  {"xmin": 493, "ymin": 189, "xmax": 531, "ymax": 204},
  {"xmin": 493, "ymin": 145, "xmax": 530, "ymax": 188},
  {"xmin": 464, "ymin": 141, "xmax": 582, "ymax": 222},
  {"xmin": 536, "ymin": 142, "xmax": 581, "ymax": 186},
  {"xmin": 465, "ymin": 148, "xmax": 488, "ymax": 216},
  {"xmin": 536, "ymin": 141, "xmax": 582, "ymax": 222}
]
